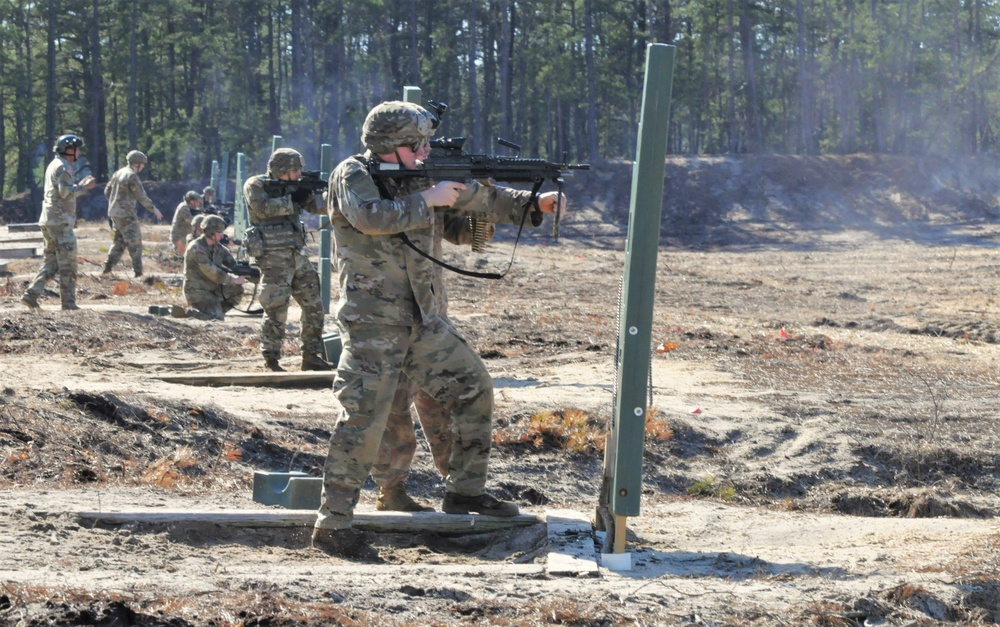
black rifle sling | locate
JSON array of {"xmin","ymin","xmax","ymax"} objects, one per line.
[{"xmin": 366, "ymin": 157, "xmax": 540, "ymax": 281}]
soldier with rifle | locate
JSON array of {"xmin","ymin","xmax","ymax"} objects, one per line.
[
  {"xmin": 172, "ymin": 215, "xmax": 247, "ymax": 320},
  {"xmin": 242, "ymin": 148, "xmax": 332, "ymax": 372},
  {"xmin": 312, "ymin": 100, "xmax": 574, "ymax": 555}
]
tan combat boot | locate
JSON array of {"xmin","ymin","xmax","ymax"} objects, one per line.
[
  {"xmin": 376, "ymin": 484, "xmax": 434, "ymax": 512},
  {"xmin": 301, "ymin": 353, "xmax": 332, "ymax": 371},
  {"xmin": 19, "ymin": 293, "xmax": 40, "ymax": 310}
]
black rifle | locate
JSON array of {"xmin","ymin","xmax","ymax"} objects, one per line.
[
  {"xmin": 224, "ymin": 260, "xmax": 261, "ymax": 283},
  {"xmin": 369, "ymin": 137, "xmax": 588, "ymax": 230},
  {"xmin": 260, "ymin": 170, "xmax": 328, "ymax": 199}
]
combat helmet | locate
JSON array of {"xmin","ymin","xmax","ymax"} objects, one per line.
[
  {"xmin": 183, "ymin": 190, "xmax": 201, "ymax": 202},
  {"xmin": 191, "ymin": 214, "xmax": 207, "ymax": 231},
  {"xmin": 361, "ymin": 101, "xmax": 439, "ymax": 154},
  {"xmin": 202, "ymin": 186, "xmax": 216, "ymax": 197},
  {"xmin": 54, "ymin": 134, "xmax": 84, "ymax": 155},
  {"xmin": 202, "ymin": 215, "xmax": 227, "ymax": 237},
  {"xmin": 126, "ymin": 150, "xmax": 148, "ymax": 166},
  {"xmin": 267, "ymin": 148, "xmax": 304, "ymax": 177}
]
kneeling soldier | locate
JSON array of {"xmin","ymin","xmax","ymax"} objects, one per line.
[{"xmin": 175, "ymin": 215, "xmax": 246, "ymax": 320}]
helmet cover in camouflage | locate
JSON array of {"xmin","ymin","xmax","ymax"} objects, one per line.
[
  {"xmin": 183, "ymin": 190, "xmax": 201, "ymax": 202},
  {"xmin": 361, "ymin": 101, "xmax": 436, "ymax": 154},
  {"xmin": 202, "ymin": 186, "xmax": 216, "ymax": 197},
  {"xmin": 191, "ymin": 214, "xmax": 207, "ymax": 230},
  {"xmin": 54, "ymin": 134, "xmax": 84, "ymax": 154},
  {"xmin": 267, "ymin": 148, "xmax": 304, "ymax": 177},
  {"xmin": 126, "ymin": 150, "xmax": 148, "ymax": 165},
  {"xmin": 202, "ymin": 215, "xmax": 226, "ymax": 237}
]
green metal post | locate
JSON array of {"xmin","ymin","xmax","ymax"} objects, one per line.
[
  {"xmin": 218, "ymin": 152, "xmax": 230, "ymax": 203},
  {"xmin": 271, "ymin": 135, "xmax": 283, "ymax": 154},
  {"xmin": 210, "ymin": 160, "xmax": 220, "ymax": 193},
  {"xmin": 604, "ymin": 44, "xmax": 676, "ymax": 527},
  {"xmin": 403, "ymin": 86, "xmax": 422, "ymax": 105},
  {"xmin": 234, "ymin": 153, "xmax": 248, "ymax": 241},
  {"xmin": 319, "ymin": 144, "xmax": 333, "ymax": 313}
]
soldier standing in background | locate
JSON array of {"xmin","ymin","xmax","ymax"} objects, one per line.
[
  {"xmin": 102, "ymin": 150, "xmax": 163, "ymax": 278},
  {"xmin": 174, "ymin": 215, "xmax": 246, "ymax": 320},
  {"xmin": 242, "ymin": 148, "xmax": 332, "ymax": 372},
  {"xmin": 170, "ymin": 190, "xmax": 202, "ymax": 254},
  {"xmin": 20, "ymin": 134, "xmax": 97, "ymax": 311}
]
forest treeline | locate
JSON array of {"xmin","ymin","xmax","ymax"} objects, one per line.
[{"xmin": 2, "ymin": 0, "xmax": 999, "ymax": 201}]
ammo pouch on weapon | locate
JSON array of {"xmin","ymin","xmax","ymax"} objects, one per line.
[{"xmin": 244, "ymin": 220, "xmax": 305, "ymax": 257}]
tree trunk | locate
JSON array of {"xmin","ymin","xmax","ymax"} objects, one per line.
[
  {"xmin": 739, "ymin": 0, "xmax": 762, "ymax": 152},
  {"xmin": 89, "ymin": 0, "xmax": 106, "ymax": 180},
  {"xmin": 46, "ymin": 0, "xmax": 57, "ymax": 149},
  {"xmin": 467, "ymin": 0, "xmax": 482, "ymax": 152},
  {"xmin": 584, "ymin": 0, "xmax": 599, "ymax": 161},
  {"xmin": 128, "ymin": 0, "xmax": 138, "ymax": 148},
  {"xmin": 796, "ymin": 0, "xmax": 814, "ymax": 154},
  {"xmin": 498, "ymin": 0, "xmax": 513, "ymax": 142}
]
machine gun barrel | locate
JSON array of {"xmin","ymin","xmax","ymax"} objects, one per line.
[
  {"xmin": 261, "ymin": 170, "xmax": 329, "ymax": 198},
  {"xmin": 370, "ymin": 156, "xmax": 589, "ymax": 185}
]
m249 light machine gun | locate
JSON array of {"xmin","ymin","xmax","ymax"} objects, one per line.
[
  {"xmin": 368, "ymin": 131, "xmax": 589, "ymax": 279},
  {"xmin": 369, "ymin": 135, "xmax": 588, "ymax": 241}
]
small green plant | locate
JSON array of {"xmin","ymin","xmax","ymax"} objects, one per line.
[{"xmin": 687, "ymin": 475, "xmax": 735, "ymax": 501}]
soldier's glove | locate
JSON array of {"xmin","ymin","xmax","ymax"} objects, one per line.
[{"xmin": 290, "ymin": 187, "xmax": 313, "ymax": 204}]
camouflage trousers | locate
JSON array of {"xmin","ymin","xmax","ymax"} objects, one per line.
[
  {"xmin": 105, "ymin": 214, "xmax": 144, "ymax": 275},
  {"xmin": 26, "ymin": 224, "xmax": 78, "ymax": 307},
  {"xmin": 371, "ymin": 373, "xmax": 452, "ymax": 488},
  {"xmin": 182, "ymin": 284, "xmax": 245, "ymax": 321},
  {"xmin": 254, "ymin": 249, "xmax": 325, "ymax": 358},
  {"xmin": 317, "ymin": 318, "xmax": 493, "ymax": 529}
]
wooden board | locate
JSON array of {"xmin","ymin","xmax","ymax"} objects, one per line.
[
  {"xmin": 75, "ymin": 508, "xmax": 542, "ymax": 533},
  {"xmin": 0, "ymin": 235, "xmax": 44, "ymax": 244},
  {"xmin": 155, "ymin": 371, "xmax": 337, "ymax": 388},
  {"xmin": 0, "ymin": 246, "xmax": 39, "ymax": 259},
  {"xmin": 5, "ymin": 223, "xmax": 40, "ymax": 233},
  {"xmin": 545, "ymin": 509, "xmax": 600, "ymax": 577}
]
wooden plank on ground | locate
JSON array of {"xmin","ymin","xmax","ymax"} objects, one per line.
[
  {"xmin": 75, "ymin": 509, "xmax": 542, "ymax": 533},
  {"xmin": 5, "ymin": 223, "xmax": 40, "ymax": 233},
  {"xmin": 0, "ymin": 235, "xmax": 44, "ymax": 244},
  {"xmin": 155, "ymin": 371, "xmax": 337, "ymax": 388},
  {"xmin": 0, "ymin": 246, "xmax": 39, "ymax": 259},
  {"xmin": 546, "ymin": 509, "xmax": 600, "ymax": 577}
]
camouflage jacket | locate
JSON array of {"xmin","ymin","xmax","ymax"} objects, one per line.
[
  {"xmin": 183, "ymin": 234, "xmax": 238, "ymax": 297},
  {"xmin": 327, "ymin": 151, "xmax": 533, "ymax": 326},
  {"xmin": 242, "ymin": 174, "xmax": 326, "ymax": 252},
  {"xmin": 39, "ymin": 156, "xmax": 89, "ymax": 227},
  {"xmin": 105, "ymin": 165, "xmax": 157, "ymax": 219},
  {"xmin": 171, "ymin": 201, "xmax": 194, "ymax": 244}
]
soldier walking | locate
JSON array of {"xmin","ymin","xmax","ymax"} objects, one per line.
[
  {"xmin": 102, "ymin": 150, "xmax": 162, "ymax": 278},
  {"xmin": 20, "ymin": 134, "xmax": 97, "ymax": 311}
]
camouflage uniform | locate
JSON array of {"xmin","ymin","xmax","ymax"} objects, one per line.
[
  {"xmin": 23, "ymin": 154, "xmax": 91, "ymax": 309},
  {"xmin": 373, "ymin": 214, "xmax": 493, "ymax": 488},
  {"xmin": 318, "ymin": 142, "xmax": 536, "ymax": 529},
  {"xmin": 171, "ymin": 192, "xmax": 200, "ymax": 251},
  {"xmin": 242, "ymin": 149, "xmax": 328, "ymax": 367},
  {"xmin": 181, "ymin": 235, "xmax": 244, "ymax": 321},
  {"xmin": 103, "ymin": 153, "xmax": 158, "ymax": 276},
  {"xmin": 186, "ymin": 214, "xmax": 206, "ymax": 246}
]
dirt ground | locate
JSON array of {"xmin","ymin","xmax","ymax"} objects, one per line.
[{"xmin": 2, "ymin": 156, "xmax": 1000, "ymax": 626}]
